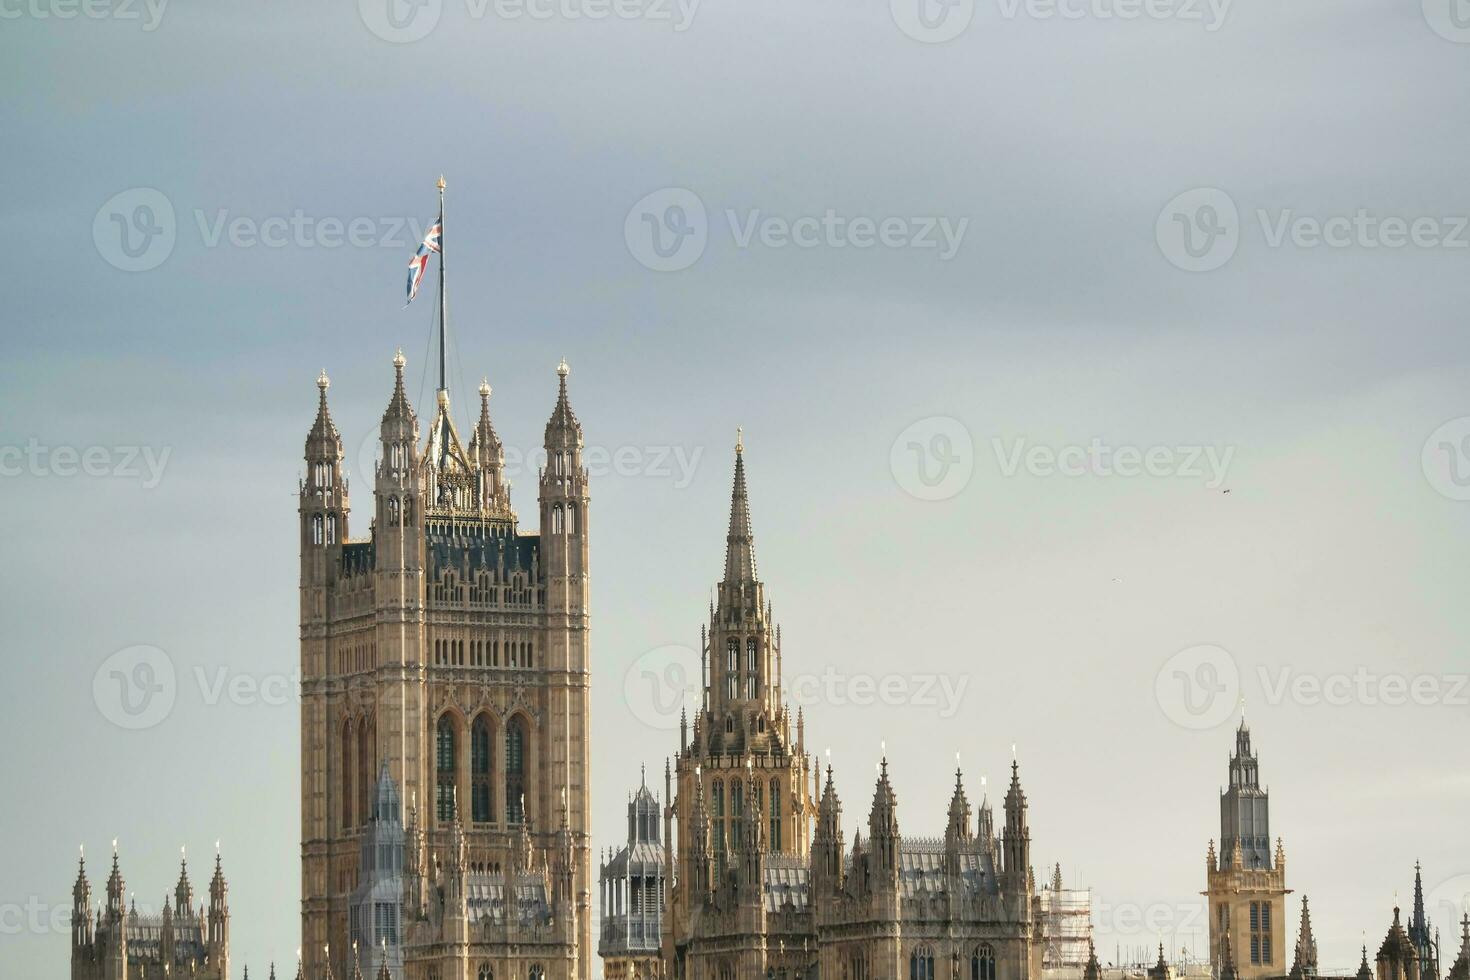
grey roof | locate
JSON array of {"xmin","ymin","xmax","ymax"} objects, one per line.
[
  {"xmin": 763, "ymin": 855, "xmax": 810, "ymax": 912},
  {"xmin": 466, "ymin": 872, "xmax": 552, "ymax": 927}
]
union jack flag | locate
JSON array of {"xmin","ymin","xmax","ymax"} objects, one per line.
[{"xmin": 405, "ymin": 219, "xmax": 442, "ymax": 304}]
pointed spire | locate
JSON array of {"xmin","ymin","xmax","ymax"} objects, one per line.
[
  {"xmin": 544, "ymin": 358, "xmax": 582, "ymax": 449},
  {"xmin": 724, "ymin": 435, "xmax": 757, "ymax": 583},
  {"xmin": 946, "ymin": 765, "xmax": 972, "ymax": 842},
  {"xmin": 1220, "ymin": 929, "xmax": 1240, "ymax": 980},
  {"xmin": 1357, "ymin": 946, "xmax": 1373, "ymax": 980},
  {"xmin": 1447, "ymin": 913, "xmax": 1470, "ymax": 980},
  {"xmin": 306, "ymin": 370, "xmax": 343, "ymax": 460},
  {"xmin": 1291, "ymin": 896, "xmax": 1318, "ymax": 979},
  {"xmin": 1412, "ymin": 861, "xmax": 1429, "ymax": 938},
  {"xmin": 383, "ymin": 349, "xmax": 415, "ymax": 425},
  {"xmin": 1084, "ymin": 940, "xmax": 1103, "ymax": 980}
]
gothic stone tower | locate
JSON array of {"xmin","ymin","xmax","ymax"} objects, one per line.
[
  {"xmin": 1205, "ymin": 719, "xmax": 1288, "ymax": 980},
  {"xmin": 300, "ymin": 355, "xmax": 591, "ymax": 980},
  {"xmin": 664, "ymin": 438, "xmax": 817, "ymax": 980},
  {"xmin": 71, "ymin": 847, "xmax": 230, "ymax": 980}
]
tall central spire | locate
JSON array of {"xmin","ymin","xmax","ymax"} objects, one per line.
[{"xmin": 724, "ymin": 430, "xmax": 757, "ymax": 583}]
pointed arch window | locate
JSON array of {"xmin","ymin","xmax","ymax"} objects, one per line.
[
  {"xmin": 311, "ymin": 514, "xmax": 324, "ymax": 545},
  {"xmin": 505, "ymin": 716, "xmax": 527, "ymax": 823},
  {"xmin": 326, "ymin": 514, "xmax": 338, "ymax": 545},
  {"xmin": 387, "ymin": 497, "xmax": 401, "ymax": 527},
  {"xmin": 358, "ymin": 717, "xmax": 372, "ymax": 827},
  {"xmin": 435, "ymin": 715, "xmax": 457, "ymax": 822},
  {"xmin": 566, "ymin": 502, "xmax": 577, "ymax": 534},
  {"xmin": 711, "ymin": 779, "xmax": 725, "ymax": 856},
  {"xmin": 551, "ymin": 503, "xmax": 565, "ymax": 535},
  {"xmin": 726, "ymin": 639, "xmax": 739, "ymax": 701},
  {"xmin": 910, "ymin": 946, "xmax": 935, "ymax": 980},
  {"xmin": 769, "ymin": 777, "xmax": 782, "ymax": 850},
  {"xmin": 342, "ymin": 718, "xmax": 355, "ymax": 829},
  {"xmin": 746, "ymin": 638, "xmax": 758, "ymax": 699},
  {"xmin": 472, "ymin": 716, "xmax": 494, "ymax": 824},
  {"xmin": 478, "ymin": 966, "xmax": 493, "ymax": 980},
  {"xmin": 972, "ymin": 945, "xmax": 996, "ymax": 980},
  {"xmin": 730, "ymin": 781, "xmax": 744, "ymax": 850}
]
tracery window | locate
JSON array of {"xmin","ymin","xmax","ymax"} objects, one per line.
[
  {"xmin": 436, "ymin": 715, "xmax": 457, "ymax": 822},
  {"xmin": 472, "ymin": 715, "xmax": 494, "ymax": 823},
  {"xmin": 910, "ymin": 946, "xmax": 935, "ymax": 980},
  {"xmin": 972, "ymin": 944, "xmax": 996, "ymax": 980}
]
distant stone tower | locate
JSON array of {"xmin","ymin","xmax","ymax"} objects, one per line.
[
  {"xmin": 71, "ymin": 846, "xmax": 230, "ymax": 980},
  {"xmin": 299, "ymin": 347, "xmax": 592, "ymax": 980},
  {"xmin": 1205, "ymin": 718, "xmax": 1288, "ymax": 980},
  {"xmin": 665, "ymin": 437, "xmax": 817, "ymax": 977},
  {"xmin": 600, "ymin": 769, "xmax": 668, "ymax": 980}
]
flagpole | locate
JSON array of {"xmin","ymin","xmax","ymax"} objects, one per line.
[{"xmin": 436, "ymin": 174, "xmax": 447, "ymax": 395}]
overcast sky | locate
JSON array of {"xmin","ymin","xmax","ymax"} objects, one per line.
[{"xmin": 3, "ymin": 0, "xmax": 1470, "ymax": 975}]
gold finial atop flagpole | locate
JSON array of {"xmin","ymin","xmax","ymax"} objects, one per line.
[
  {"xmin": 736, "ymin": 426, "xmax": 743, "ymax": 454},
  {"xmin": 437, "ymin": 175, "xmax": 446, "ymax": 191}
]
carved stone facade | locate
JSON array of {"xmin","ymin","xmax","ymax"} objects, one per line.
[
  {"xmin": 300, "ymin": 353, "xmax": 591, "ymax": 980},
  {"xmin": 656, "ymin": 442, "xmax": 1046, "ymax": 980},
  {"xmin": 1205, "ymin": 721, "xmax": 1288, "ymax": 980},
  {"xmin": 70, "ymin": 848, "xmax": 230, "ymax": 980}
]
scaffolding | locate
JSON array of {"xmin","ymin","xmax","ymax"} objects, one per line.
[{"xmin": 1040, "ymin": 865, "xmax": 1094, "ymax": 969}]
